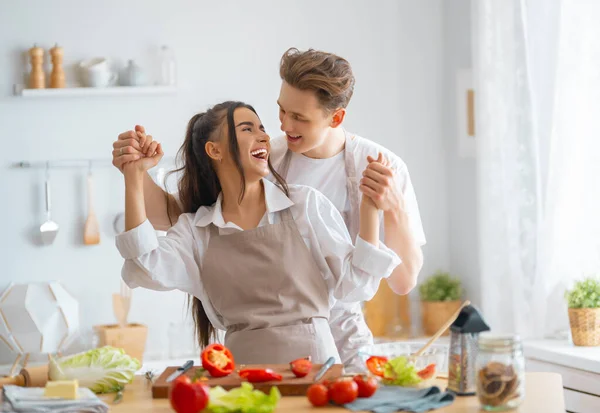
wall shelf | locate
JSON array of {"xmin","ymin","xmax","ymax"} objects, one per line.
[{"xmin": 12, "ymin": 84, "xmax": 177, "ymax": 98}]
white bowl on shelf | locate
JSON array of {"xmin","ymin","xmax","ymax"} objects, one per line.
[{"xmin": 358, "ymin": 340, "xmax": 450, "ymax": 374}]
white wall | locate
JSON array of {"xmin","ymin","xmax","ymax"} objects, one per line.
[
  {"xmin": 441, "ymin": 0, "xmax": 480, "ymax": 306},
  {"xmin": 0, "ymin": 0, "xmax": 447, "ymax": 363}
]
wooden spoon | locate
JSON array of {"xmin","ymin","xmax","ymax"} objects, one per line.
[
  {"xmin": 412, "ymin": 300, "xmax": 471, "ymax": 358},
  {"xmin": 83, "ymin": 168, "xmax": 100, "ymax": 245}
]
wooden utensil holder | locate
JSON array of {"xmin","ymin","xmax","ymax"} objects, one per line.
[{"xmin": 94, "ymin": 323, "xmax": 148, "ymax": 363}]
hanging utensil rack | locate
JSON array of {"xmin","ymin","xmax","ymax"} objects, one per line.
[{"xmin": 11, "ymin": 156, "xmax": 175, "ymax": 170}]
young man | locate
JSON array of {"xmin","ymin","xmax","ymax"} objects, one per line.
[{"xmin": 111, "ymin": 48, "xmax": 426, "ymax": 371}]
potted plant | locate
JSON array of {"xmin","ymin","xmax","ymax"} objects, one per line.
[
  {"xmin": 565, "ymin": 276, "xmax": 600, "ymax": 346},
  {"xmin": 419, "ymin": 270, "xmax": 463, "ymax": 336}
]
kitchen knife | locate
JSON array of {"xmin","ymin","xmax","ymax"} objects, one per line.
[
  {"xmin": 314, "ymin": 357, "xmax": 335, "ymax": 382},
  {"xmin": 166, "ymin": 360, "xmax": 194, "ymax": 383}
]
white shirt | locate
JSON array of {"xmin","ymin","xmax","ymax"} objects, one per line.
[
  {"xmin": 269, "ymin": 132, "xmax": 426, "ymax": 371},
  {"xmin": 115, "ymin": 179, "xmax": 401, "ymax": 331},
  {"xmin": 269, "ymin": 132, "xmax": 427, "ymax": 246}
]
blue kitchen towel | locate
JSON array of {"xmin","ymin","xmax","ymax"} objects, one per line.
[{"xmin": 343, "ymin": 385, "xmax": 455, "ymax": 413}]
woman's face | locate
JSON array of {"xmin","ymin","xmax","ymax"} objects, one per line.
[
  {"xmin": 277, "ymin": 81, "xmax": 334, "ymax": 157},
  {"xmin": 218, "ymin": 107, "xmax": 271, "ymax": 182}
]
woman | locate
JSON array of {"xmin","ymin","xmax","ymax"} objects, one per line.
[
  {"xmin": 112, "ymin": 48, "xmax": 425, "ymax": 371},
  {"xmin": 115, "ymin": 101, "xmax": 400, "ymax": 364}
]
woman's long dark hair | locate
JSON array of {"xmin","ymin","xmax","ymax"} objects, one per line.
[{"xmin": 165, "ymin": 101, "xmax": 288, "ymax": 348}]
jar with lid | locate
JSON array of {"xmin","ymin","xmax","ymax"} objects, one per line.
[{"xmin": 476, "ymin": 333, "xmax": 525, "ymax": 411}]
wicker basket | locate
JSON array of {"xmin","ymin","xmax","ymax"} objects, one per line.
[
  {"xmin": 421, "ymin": 300, "xmax": 463, "ymax": 336},
  {"xmin": 568, "ymin": 308, "xmax": 600, "ymax": 346}
]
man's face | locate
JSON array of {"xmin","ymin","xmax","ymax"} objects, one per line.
[{"xmin": 277, "ymin": 81, "xmax": 334, "ymax": 157}]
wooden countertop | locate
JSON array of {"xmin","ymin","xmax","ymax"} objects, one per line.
[{"xmin": 100, "ymin": 372, "xmax": 565, "ymax": 412}]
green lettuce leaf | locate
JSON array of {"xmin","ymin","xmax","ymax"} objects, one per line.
[
  {"xmin": 382, "ymin": 356, "xmax": 422, "ymax": 386},
  {"xmin": 207, "ymin": 382, "xmax": 281, "ymax": 413},
  {"xmin": 48, "ymin": 346, "xmax": 141, "ymax": 393}
]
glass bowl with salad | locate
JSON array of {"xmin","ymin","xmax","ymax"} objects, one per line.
[{"xmin": 357, "ymin": 340, "xmax": 449, "ymax": 388}]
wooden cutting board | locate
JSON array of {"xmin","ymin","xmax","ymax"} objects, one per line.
[{"xmin": 151, "ymin": 363, "xmax": 343, "ymax": 399}]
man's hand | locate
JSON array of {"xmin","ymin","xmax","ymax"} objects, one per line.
[{"xmin": 359, "ymin": 152, "xmax": 404, "ymax": 212}]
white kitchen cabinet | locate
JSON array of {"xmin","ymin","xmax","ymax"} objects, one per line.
[{"xmin": 524, "ymin": 339, "xmax": 600, "ymax": 413}]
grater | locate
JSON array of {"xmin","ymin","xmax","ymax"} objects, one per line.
[{"xmin": 447, "ymin": 304, "xmax": 490, "ymax": 395}]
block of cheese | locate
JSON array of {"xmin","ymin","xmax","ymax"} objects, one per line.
[{"xmin": 44, "ymin": 379, "xmax": 79, "ymax": 399}]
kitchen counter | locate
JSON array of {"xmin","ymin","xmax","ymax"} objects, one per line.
[
  {"xmin": 99, "ymin": 372, "xmax": 565, "ymax": 412},
  {"xmin": 524, "ymin": 338, "xmax": 600, "ymax": 374}
]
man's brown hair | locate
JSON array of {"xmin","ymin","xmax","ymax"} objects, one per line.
[{"xmin": 279, "ymin": 47, "xmax": 355, "ymax": 112}]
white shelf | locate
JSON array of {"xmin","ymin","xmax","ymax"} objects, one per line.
[{"xmin": 12, "ymin": 84, "xmax": 177, "ymax": 98}]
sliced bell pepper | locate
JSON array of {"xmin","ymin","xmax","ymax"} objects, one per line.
[
  {"xmin": 366, "ymin": 355, "xmax": 388, "ymax": 377},
  {"xmin": 201, "ymin": 343, "xmax": 235, "ymax": 377},
  {"xmin": 238, "ymin": 368, "xmax": 283, "ymax": 383}
]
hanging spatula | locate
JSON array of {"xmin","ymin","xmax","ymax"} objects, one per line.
[{"xmin": 40, "ymin": 163, "xmax": 59, "ymax": 245}]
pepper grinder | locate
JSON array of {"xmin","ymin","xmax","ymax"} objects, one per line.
[
  {"xmin": 49, "ymin": 43, "xmax": 66, "ymax": 88},
  {"xmin": 28, "ymin": 44, "xmax": 45, "ymax": 89}
]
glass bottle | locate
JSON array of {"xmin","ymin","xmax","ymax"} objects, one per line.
[
  {"xmin": 476, "ymin": 333, "xmax": 525, "ymax": 411},
  {"xmin": 157, "ymin": 45, "xmax": 176, "ymax": 86}
]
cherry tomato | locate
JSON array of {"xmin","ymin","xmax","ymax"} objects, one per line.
[
  {"xmin": 328, "ymin": 378, "xmax": 359, "ymax": 405},
  {"xmin": 290, "ymin": 358, "xmax": 312, "ymax": 378},
  {"xmin": 169, "ymin": 375, "xmax": 209, "ymax": 413},
  {"xmin": 352, "ymin": 374, "xmax": 378, "ymax": 398},
  {"xmin": 306, "ymin": 383, "xmax": 329, "ymax": 407}
]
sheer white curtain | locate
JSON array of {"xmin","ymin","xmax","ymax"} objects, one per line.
[{"xmin": 473, "ymin": 0, "xmax": 600, "ymax": 339}]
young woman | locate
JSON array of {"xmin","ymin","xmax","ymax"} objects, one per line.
[
  {"xmin": 115, "ymin": 101, "xmax": 400, "ymax": 365},
  {"xmin": 112, "ymin": 48, "xmax": 425, "ymax": 371}
]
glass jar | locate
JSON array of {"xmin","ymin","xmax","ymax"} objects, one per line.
[
  {"xmin": 157, "ymin": 45, "xmax": 177, "ymax": 86},
  {"xmin": 475, "ymin": 334, "xmax": 525, "ymax": 411}
]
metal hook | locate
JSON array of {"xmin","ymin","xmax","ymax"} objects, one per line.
[{"xmin": 45, "ymin": 161, "xmax": 50, "ymax": 180}]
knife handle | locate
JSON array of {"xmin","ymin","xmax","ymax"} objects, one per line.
[{"xmin": 180, "ymin": 360, "xmax": 193, "ymax": 371}]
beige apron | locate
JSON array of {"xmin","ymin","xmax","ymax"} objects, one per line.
[
  {"xmin": 200, "ymin": 207, "xmax": 340, "ymax": 364},
  {"xmin": 278, "ymin": 130, "xmax": 361, "ymax": 241}
]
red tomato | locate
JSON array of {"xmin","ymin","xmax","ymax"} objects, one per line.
[
  {"xmin": 290, "ymin": 358, "xmax": 312, "ymax": 378},
  {"xmin": 417, "ymin": 363, "xmax": 437, "ymax": 380},
  {"xmin": 306, "ymin": 383, "xmax": 329, "ymax": 407},
  {"xmin": 328, "ymin": 379, "xmax": 359, "ymax": 405},
  {"xmin": 169, "ymin": 375, "xmax": 209, "ymax": 413},
  {"xmin": 353, "ymin": 374, "xmax": 378, "ymax": 398}
]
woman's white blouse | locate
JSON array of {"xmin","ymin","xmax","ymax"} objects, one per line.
[{"xmin": 115, "ymin": 179, "xmax": 401, "ymax": 331}]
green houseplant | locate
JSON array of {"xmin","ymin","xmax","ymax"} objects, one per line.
[
  {"xmin": 419, "ymin": 271, "xmax": 463, "ymax": 336},
  {"xmin": 564, "ymin": 276, "xmax": 600, "ymax": 346}
]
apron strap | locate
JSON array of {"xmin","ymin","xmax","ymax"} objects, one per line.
[
  {"xmin": 343, "ymin": 129, "xmax": 361, "ymax": 242},
  {"xmin": 280, "ymin": 207, "xmax": 294, "ymax": 222},
  {"xmin": 277, "ymin": 131, "xmax": 361, "ymax": 241},
  {"xmin": 209, "ymin": 224, "xmax": 219, "ymax": 238},
  {"xmin": 278, "ymin": 149, "xmax": 292, "ymax": 180}
]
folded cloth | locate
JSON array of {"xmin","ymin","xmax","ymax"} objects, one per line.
[
  {"xmin": 2, "ymin": 385, "xmax": 109, "ymax": 413},
  {"xmin": 343, "ymin": 385, "xmax": 455, "ymax": 413}
]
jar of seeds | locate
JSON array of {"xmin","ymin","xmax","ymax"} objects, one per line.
[{"xmin": 476, "ymin": 334, "xmax": 525, "ymax": 411}]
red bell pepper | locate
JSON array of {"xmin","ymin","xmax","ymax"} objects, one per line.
[
  {"xmin": 201, "ymin": 343, "xmax": 235, "ymax": 377},
  {"xmin": 238, "ymin": 368, "xmax": 283, "ymax": 383},
  {"xmin": 366, "ymin": 355, "xmax": 388, "ymax": 377}
]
